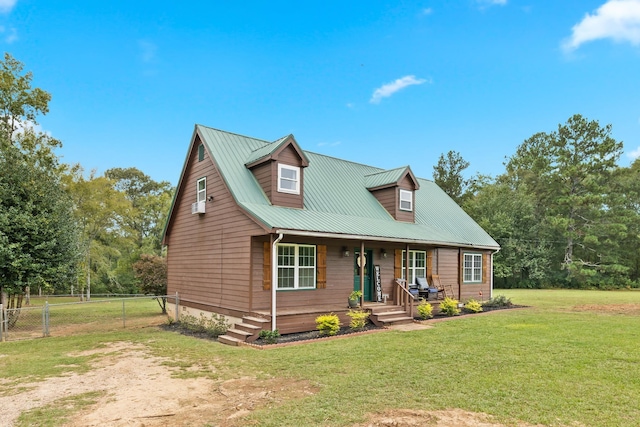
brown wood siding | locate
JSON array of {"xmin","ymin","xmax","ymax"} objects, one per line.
[
  {"xmin": 434, "ymin": 248, "xmax": 460, "ymax": 299},
  {"xmin": 251, "ymin": 238, "xmax": 398, "ymax": 310},
  {"xmin": 371, "ymin": 187, "xmax": 397, "ymax": 219},
  {"xmin": 269, "ymin": 161, "xmax": 304, "ymax": 209},
  {"xmin": 165, "ymin": 133, "xmax": 264, "ymax": 314},
  {"xmin": 276, "ymin": 145, "xmax": 304, "ymax": 166},
  {"xmin": 252, "ymin": 161, "xmax": 273, "ymax": 201}
]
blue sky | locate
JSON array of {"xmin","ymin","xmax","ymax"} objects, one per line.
[{"xmin": 2, "ymin": 0, "xmax": 640, "ymax": 185}]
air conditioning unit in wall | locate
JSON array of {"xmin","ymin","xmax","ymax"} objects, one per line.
[{"xmin": 191, "ymin": 201, "xmax": 206, "ymax": 214}]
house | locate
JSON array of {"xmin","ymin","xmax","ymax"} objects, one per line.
[{"xmin": 162, "ymin": 125, "xmax": 500, "ymax": 345}]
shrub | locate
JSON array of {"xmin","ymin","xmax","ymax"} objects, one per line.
[
  {"xmin": 179, "ymin": 312, "xmax": 230, "ymax": 338},
  {"xmin": 464, "ymin": 299, "xmax": 483, "ymax": 313},
  {"xmin": 483, "ymin": 294, "xmax": 512, "ymax": 308},
  {"xmin": 259, "ymin": 329, "xmax": 280, "ymax": 344},
  {"xmin": 316, "ymin": 313, "xmax": 341, "ymax": 336},
  {"xmin": 346, "ymin": 309, "xmax": 370, "ymax": 330},
  {"xmin": 417, "ymin": 300, "xmax": 433, "ymax": 319},
  {"xmin": 439, "ymin": 297, "xmax": 461, "ymax": 316}
]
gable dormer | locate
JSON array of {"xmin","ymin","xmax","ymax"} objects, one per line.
[
  {"xmin": 245, "ymin": 135, "xmax": 309, "ymax": 209},
  {"xmin": 365, "ymin": 166, "xmax": 420, "ymax": 222}
]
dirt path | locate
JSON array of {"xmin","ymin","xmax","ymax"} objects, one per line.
[{"xmin": 2, "ymin": 341, "xmax": 551, "ymax": 427}]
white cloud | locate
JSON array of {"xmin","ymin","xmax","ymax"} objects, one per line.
[
  {"xmin": 477, "ymin": 0, "xmax": 508, "ymax": 7},
  {"xmin": 138, "ymin": 40, "xmax": 157, "ymax": 63},
  {"xmin": 1, "ymin": 26, "xmax": 17, "ymax": 43},
  {"xmin": 370, "ymin": 75, "xmax": 429, "ymax": 104},
  {"xmin": 563, "ymin": 0, "xmax": 640, "ymax": 51},
  {"xmin": 628, "ymin": 146, "xmax": 640, "ymax": 159},
  {"xmin": 0, "ymin": 0, "xmax": 16, "ymax": 13}
]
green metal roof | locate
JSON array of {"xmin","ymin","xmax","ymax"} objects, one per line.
[{"xmin": 196, "ymin": 125, "xmax": 499, "ymax": 250}]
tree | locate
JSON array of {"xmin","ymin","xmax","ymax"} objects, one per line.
[
  {"xmin": 133, "ymin": 254, "xmax": 167, "ymax": 313},
  {"xmin": 433, "ymin": 150, "xmax": 471, "ymax": 204},
  {"xmin": 0, "ymin": 53, "xmax": 79, "ymax": 313},
  {"xmin": 505, "ymin": 114, "xmax": 624, "ymax": 286}
]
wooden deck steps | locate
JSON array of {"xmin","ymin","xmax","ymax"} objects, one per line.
[
  {"xmin": 367, "ymin": 305, "xmax": 414, "ymax": 327},
  {"xmin": 218, "ymin": 315, "xmax": 270, "ymax": 346}
]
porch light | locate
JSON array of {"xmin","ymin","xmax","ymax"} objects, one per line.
[
  {"xmin": 342, "ymin": 247, "xmax": 350, "ymax": 257},
  {"xmin": 381, "ymin": 249, "xmax": 387, "ymax": 259}
]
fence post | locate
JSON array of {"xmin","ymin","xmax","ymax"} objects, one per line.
[
  {"xmin": 42, "ymin": 302, "xmax": 50, "ymax": 337},
  {"xmin": 0, "ymin": 304, "xmax": 4, "ymax": 342},
  {"xmin": 175, "ymin": 292, "xmax": 179, "ymax": 322},
  {"xmin": 122, "ymin": 299, "xmax": 126, "ymax": 328}
]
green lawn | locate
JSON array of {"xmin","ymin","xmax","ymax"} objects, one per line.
[{"xmin": 2, "ymin": 289, "xmax": 639, "ymax": 426}]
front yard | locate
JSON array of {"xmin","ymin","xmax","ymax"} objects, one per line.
[{"xmin": 1, "ymin": 289, "xmax": 639, "ymax": 426}]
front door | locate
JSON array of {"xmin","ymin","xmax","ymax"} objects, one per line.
[{"xmin": 353, "ymin": 249, "xmax": 374, "ymax": 301}]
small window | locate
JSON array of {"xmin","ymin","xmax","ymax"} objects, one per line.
[
  {"xmin": 197, "ymin": 177, "xmax": 206, "ymax": 203},
  {"xmin": 278, "ymin": 164, "xmax": 300, "ymax": 195},
  {"xmin": 198, "ymin": 144, "xmax": 205, "ymax": 161},
  {"xmin": 463, "ymin": 253, "xmax": 483, "ymax": 283},
  {"xmin": 399, "ymin": 189, "xmax": 413, "ymax": 211}
]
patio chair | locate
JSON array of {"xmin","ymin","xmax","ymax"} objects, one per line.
[
  {"xmin": 429, "ymin": 275, "xmax": 449, "ymax": 300},
  {"xmin": 415, "ymin": 277, "xmax": 439, "ymax": 300}
]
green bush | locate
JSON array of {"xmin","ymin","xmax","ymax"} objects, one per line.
[
  {"xmin": 346, "ymin": 309, "xmax": 370, "ymax": 330},
  {"xmin": 439, "ymin": 297, "xmax": 461, "ymax": 316},
  {"xmin": 179, "ymin": 312, "xmax": 230, "ymax": 338},
  {"xmin": 417, "ymin": 300, "xmax": 433, "ymax": 319},
  {"xmin": 464, "ymin": 299, "xmax": 483, "ymax": 313},
  {"xmin": 259, "ymin": 329, "xmax": 280, "ymax": 344},
  {"xmin": 316, "ymin": 313, "xmax": 341, "ymax": 336},
  {"xmin": 483, "ymin": 294, "xmax": 512, "ymax": 308}
]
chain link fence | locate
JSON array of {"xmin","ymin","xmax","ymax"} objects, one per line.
[{"xmin": 0, "ymin": 295, "xmax": 176, "ymax": 342}]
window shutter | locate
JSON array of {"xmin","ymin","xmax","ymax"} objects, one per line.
[
  {"xmin": 483, "ymin": 252, "xmax": 488, "ymax": 284},
  {"xmin": 263, "ymin": 241, "xmax": 271, "ymax": 290},
  {"xmin": 394, "ymin": 249, "xmax": 402, "ymax": 279},
  {"xmin": 427, "ymin": 249, "xmax": 433, "ymax": 282},
  {"xmin": 317, "ymin": 245, "xmax": 327, "ymax": 289},
  {"xmin": 459, "ymin": 251, "xmax": 464, "ymax": 284}
]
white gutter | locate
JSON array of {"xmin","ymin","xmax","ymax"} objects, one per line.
[
  {"xmin": 274, "ymin": 229, "xmax": 499, "ymax": 251},
  {"xmin": 271, "ymin": 233, "xmax": 284, "ymax": 331}
]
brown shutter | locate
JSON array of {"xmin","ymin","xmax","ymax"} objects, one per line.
[
  {"xmin": 459, "ymin": 250, "xmax": 464, "ymax": 284},
  {"xmin": 394, "ymin": 249, "xmax": 402, "ymax": 280},
  {"xmin": 317, "ymin": 245, "xmax": 327, "ymax": 289},
  {"xmin": 263, "ymin": 241, "xmax": 271, "ymax": 290},
  {"xmin": 483, "ymin": 252, "xmax": 488, "ymax": 284}
]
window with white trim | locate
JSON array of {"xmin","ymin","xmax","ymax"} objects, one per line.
[
  {"xmin": 399, "ymin": 189, "xmax": 413, "ymax": 211},
  {"xmin": 277, "ymin": 164, "xmax": 300, "ymax": 194},
  {"xmin": 197, "ymin": 177, "xmax": 206, "ymax": 203},
  {"xmin": 463, "ymin": 253, "xmax": 482, "ymax": 283},
  {"xmin": 277, "ymin": 244, "xmax": 316, "ymax": 289},
  {"xmin": 401, "ymin": 250, "xmax": 426, "ymax": 284}
]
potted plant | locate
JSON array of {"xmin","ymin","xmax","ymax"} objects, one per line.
[{"xmin": 348, "ymin": 290, "xmax": 363, "ymax": 308}]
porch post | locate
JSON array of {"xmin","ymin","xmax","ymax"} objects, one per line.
[{"xmin": 359, "ymin": 241, "xmax": 365, "ymax": 307}]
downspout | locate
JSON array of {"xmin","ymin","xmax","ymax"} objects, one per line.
[
  {"xmin": 271, "ymin": 233, "xmax": 284, "ymax": 331},
  {"xmin": 490, "ymin": 248, "xmax": 501, "ymax": 299}
]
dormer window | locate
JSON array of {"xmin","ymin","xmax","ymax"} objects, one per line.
[
  {"xmin": 278, "ymin": 164, "xmax": 300, "ymax": 195},
  {"xmin": 399, "ymin": 189, "xmax": 413, "ymax": 211}
]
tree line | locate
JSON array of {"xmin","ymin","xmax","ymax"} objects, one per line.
[
  {"xmin": 0, "ymin": 53, "xmax": 172, "ymax": 311},
  {"xmin": 434, "ymin": 115, "xmax": 640, "ymax": 289}
]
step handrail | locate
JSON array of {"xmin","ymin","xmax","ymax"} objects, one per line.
[{"xmin": 394, "ymin": 279, "xmax": 414, "ymax": 319}]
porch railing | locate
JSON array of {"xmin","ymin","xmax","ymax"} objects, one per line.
[{"xmin": 394, "ymin": 279, "xmax": 414, "ymax": 319}]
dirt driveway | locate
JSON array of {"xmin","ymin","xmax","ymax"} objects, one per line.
[{"xmin": 1, "ymin": 341, "xmax": 547, "ymax": 427}]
